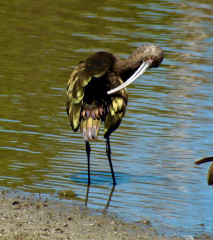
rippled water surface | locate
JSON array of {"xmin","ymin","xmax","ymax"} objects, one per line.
[{"xmin": 1, "ymin": 0, "xmax": 213, "ymax": 237}]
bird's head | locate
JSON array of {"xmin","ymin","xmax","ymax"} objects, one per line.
[{"xmin": 107, "ymin": 44, "xmax": 164, "ymax": 95}]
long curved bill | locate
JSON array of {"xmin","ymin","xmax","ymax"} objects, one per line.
[
  {"xmin": 195, "ymin": 156, "xmax": 213, "ymax": 165},
  {"xmin": 107, "ymin": 60, "xmax": 152, "ymax": 95}
]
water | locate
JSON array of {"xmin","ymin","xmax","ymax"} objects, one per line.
[{"xmin": 0, "ymin": 0, "xmax": 213, "ymax": 237}]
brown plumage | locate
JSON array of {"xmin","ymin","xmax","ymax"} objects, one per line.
[
  {"xmin": 195, "ymin": 157, "xmax": 213, "ymax": 185},
  {"xmin": 66, "ymin": 52, "xmax": 128, "ymax": 141},
  {"xmin": 66, "ymin": 44, "xmax": 164, "ymax": 185}
]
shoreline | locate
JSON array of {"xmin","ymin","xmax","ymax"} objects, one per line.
[{"xmin": 0, "ymin": 190, "xmax": 212, "ymax": 240}]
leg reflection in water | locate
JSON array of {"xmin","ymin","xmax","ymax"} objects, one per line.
[{"xmin": 85, "ymin": 185, "xmax": 115, "ymax": 208}]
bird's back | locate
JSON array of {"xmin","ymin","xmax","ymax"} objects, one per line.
[{"xmin": 66, "ymin": 52, "xmax": 128, "ymax": 141}]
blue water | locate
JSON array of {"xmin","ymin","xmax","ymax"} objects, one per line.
[{"xmin": 0, "ymin": 0, "xmax": 213, "ymax": 237}]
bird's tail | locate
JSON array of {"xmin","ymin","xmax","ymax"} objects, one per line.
[{"xmin": 80, "ymin": 108, "xmax": 103, "ymax": 141}]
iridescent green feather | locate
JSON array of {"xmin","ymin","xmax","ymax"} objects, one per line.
[
  {"xmin": 66, "ymin": 62, "xmax": 91, "ymax": 131},
  {"xmin": 104, "ymin": 76, "xmax": 128, "ymax": 138},
  {"xmin": 66, "ymin": 55, "xmax": 111, "ymax": 132}
]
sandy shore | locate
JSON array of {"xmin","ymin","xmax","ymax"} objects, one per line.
[{"xmin": 0, "ymin": 191, "xmax": 212, "ymax": 240}]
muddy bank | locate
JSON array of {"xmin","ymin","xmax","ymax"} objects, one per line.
[{"xmin": 0, "ymin": 192, "xmax": 212, "ymax": 240}]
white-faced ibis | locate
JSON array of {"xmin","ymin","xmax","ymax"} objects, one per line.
[
  {"xmin": 66, "ymin": 44, "xmax": 164, "ymax": 185},
  {"xmin": 195, "ymin": 157, "xmax": 213, "ymax": 185}
]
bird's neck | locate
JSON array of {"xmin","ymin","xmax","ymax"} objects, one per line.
[{"xmin": 114, "ymin": 55, "xmax": 141, "ymax": 82}]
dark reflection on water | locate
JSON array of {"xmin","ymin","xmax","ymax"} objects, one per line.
[
  {"xmin": 71, "ymin": 171, "xmax": 131, "ymax": 185},
  {"xmin": 0, "ymin": 0, "xmax": 213, "ymax": 237}
]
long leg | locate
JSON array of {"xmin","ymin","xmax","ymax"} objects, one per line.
[
  {"xmin": 106, "ymin": 137, "xmax": 116, "ymax": 185},
  {"xmin": 86, "ymin": 141, "xmax": 91, "ymax": 185}
]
